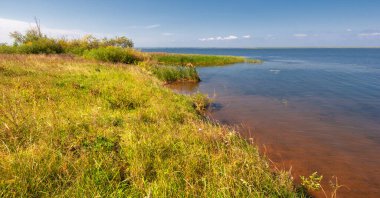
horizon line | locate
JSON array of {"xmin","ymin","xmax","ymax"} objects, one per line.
[{"xmin": 137, "ymin": 46, "xmax": 380, "ymax": 49}]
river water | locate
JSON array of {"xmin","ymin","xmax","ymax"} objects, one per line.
[{"xmin": 143, "ymin": 48, "xmax": 380, "ymax": 197}]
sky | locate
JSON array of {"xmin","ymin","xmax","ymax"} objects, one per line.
[{"xmin": 1, "ymin": 0, "xmax": 380, "ymax": 48}]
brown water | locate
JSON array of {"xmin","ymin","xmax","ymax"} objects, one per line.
[
  {"xmin": 168, "ymin": 82, "xmax": 380, "ymax": 197},
  {"xmin": 211, "ymin": 96, "xmax": 380, "ymax": 197},
  {"xmin": 144, "ymin": 48, "xmax": 380, "ymax": 197}
]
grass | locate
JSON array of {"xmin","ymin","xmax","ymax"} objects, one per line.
[
  {"xmin": 149, "ymin": 52, "xmax": 262, "ymax": 66},
  {"xmin": 138, "ymin": 62, "xmax": 200, "ymax": 83},
  {"xmin": 0, "ymin": 54, "xmax": 305, "ymax": 197},
  {"xmin": 0, "ymin": 28, "xmax": 262, "ymax": 84},
  {"xmin": 83, "ymin": 46, "xmax": 147, "ymax": 64},
  {"xmin": 1, "ymin": 42, "xmax": 262, "ymax": 84}
]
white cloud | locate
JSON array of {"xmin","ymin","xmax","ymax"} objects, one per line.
[
  {"xmin": 358, "ymin": 32, "xmax": 380, "ymax": 37},
  {"xmin": 199, "ymin": 37, "xmax": 214, "ymax": 41},
  {"xmin": 145, "ymin": 24, "xmax": 160, "ymax": 29},
  {"xmin": 0, "ymin": 18, "xmax": 33, "ymax": 43},
  {"xmin": 242, "ymin": 35, "xmax": 251, "ymax": 39},
  {"xmin": 223, "ymin": 35, "xmax": 238, "ymax": 40},
  {"xmin": 199, "ymin": 35, "xmax": 239, "ymax": 41},
  {"xmin": 346, "ymin": 28, "xmax": 352, "ymax": 32},
  {"xmin": 293, "ymin": 33, "xmax": 308, "ymax": 38},
  {"xmin": 162, "ymin": 32, "xmax": 173, "ymax": 36},
  {"xmin": 0, "ymin": 17, "xmax": 88, "ymax": 43}
]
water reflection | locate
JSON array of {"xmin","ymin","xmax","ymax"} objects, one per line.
[{"xmin": 166, "ymin": 81, "xmax": 199, "ymax": 95}]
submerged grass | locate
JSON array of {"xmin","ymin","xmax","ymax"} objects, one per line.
[
  {"xmin": 0, "ymin": 54, "xmax": 303, "ymax": 197},
  {"xmin": 149, "ymin": 52, "xmax": 262, "ymax": 66}
]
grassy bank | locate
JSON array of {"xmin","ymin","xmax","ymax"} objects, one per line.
[
  {"xmin": 149, "ymin": 52, "xmax": 262, "ymax": 66},
  {"xmin": 1, "ymin": 44, "xmax": 261, "ymax": 84},
  {"xmin": 0, "ymin": 54, "xmax": 304, "ymax": 197},
  {"xmin": 0, "ymin": 27, "xmax": 261, "ymax": 84}
]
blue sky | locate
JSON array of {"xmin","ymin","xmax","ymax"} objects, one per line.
[{"xmin": 1, "ymin": 0, "xmax": 380, "ymax": 47}]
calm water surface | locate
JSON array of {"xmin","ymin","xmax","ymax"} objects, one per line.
[{"xmin": 143, "ymin": 48, "xmax": 380, "ymax": 197}]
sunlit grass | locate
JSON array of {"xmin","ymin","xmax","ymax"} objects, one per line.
[
  {"xmin": 149, "ymin": 52, "xmax": 262, "ymax": 66},
  {"xmin": 0, "ymin": 54, "xmax": 302, "ymax": 197}
]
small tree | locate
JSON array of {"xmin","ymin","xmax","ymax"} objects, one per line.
[
  {"xmin": 9, "ymin": 17, "xmax": 45, "ymax": 46},
  {"xmin": 81, "ymin": 34, "xmax": 100, "ymax": 49},
  {"xmin": 102, "ymin": 36, "xmax": 134, "ymax": 48}
]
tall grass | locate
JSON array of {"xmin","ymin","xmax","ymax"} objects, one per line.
[
  {"xmin": 83, "ymin": 47, "xmax": 146, "ymax": 64},
  {"xmin": 150, "ymin": 53, "xmax": 262, "ymax": 66},
  {"xmin": 0, "ymin": 54, "xmax": 305, "ymax": 197},
  {"xmin": 149, "ymin": 65, "xmax": 200, "ymax": 83}
]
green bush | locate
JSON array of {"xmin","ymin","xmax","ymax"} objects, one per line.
[
  {"xmin": 59, "ymin": 35, "xmax": 134, "ymax": 56},
  {"xmin": 83, "ymin": 47, "xmax": 145, "ymax": 64},
  {"xmin": 5, "ymin": 27, "xmax": 134, "ymax": 56},
  {"xmin": 0, "ymin": 45, "xmax": 17, "ymax": 54},
  {"xmin": 7, "ymin": 27, "xmax": 63, "ymax": 54},
  {"xmin": 63, "ymin": 46, "xmax": 88, "ymax": 55},
  {"xmin": 19, "ymin": 38, "xmax": 64, "ymax": 54},
  {"xmin": 2, "ymin": 38, "xmax": 64, "ymax": 55}
]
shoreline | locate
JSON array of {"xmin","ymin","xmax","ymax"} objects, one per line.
[
  {"xmin": 140, "ymin": 46, "xmax": 380, "ymax": 50},
  {"xmin": 0, "ymin": 54, "xmax": 306, "ymax": 197}
]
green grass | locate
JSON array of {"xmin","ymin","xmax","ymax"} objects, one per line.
[
  {"xmin": 144, "ymin": 64, "xmax": 200, "ymax": 83},
  {"xmin": 149, "ymin": 52, "xmax": 262, "ymax": 66},
  {"xmin": 83, "ymin": 47, "xmax": 147, "ymax": 64},
  {"xmin": 0, "ymin": 54, "xmax": 304, "ymax": 197},
  {"xmin": 0, "ymin": 30, "xmax": 262, "ymax": 84}
]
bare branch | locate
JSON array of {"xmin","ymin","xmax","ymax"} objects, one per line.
[{"xmin": 34, "ymin": 16, "xmax": 42, "ymax": 37}]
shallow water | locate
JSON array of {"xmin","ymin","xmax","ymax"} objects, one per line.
[{"xmin": 143, "ymin": 48, "xmax": 380, "ymax": 197}]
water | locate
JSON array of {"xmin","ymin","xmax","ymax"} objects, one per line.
[{"xmin": 143, "ymin": 48, "xmax": 380, "ymax": 197}]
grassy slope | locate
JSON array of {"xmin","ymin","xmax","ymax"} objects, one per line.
[
  {"xmin": 0, "ymin": 45, "xmax": 262, "ymax": 83},
  {"xmin": 0, "ymin": 54, "xmax": 303, "ymax": 197},
  {"xmin": 149, "ymin": 53, "xmax": 262, "ymax": 66}
]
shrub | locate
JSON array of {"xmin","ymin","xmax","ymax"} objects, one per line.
[
  {"xmin": 83, "ymin": 47, "xmax": 145, "ymax": 64},
  {"xmin": 10, "ymin": 28, "xmax": 43, "ymax": 46},
  {"xmin": 101, "ymin": 36, "xmax": 134, "ymax": 48},
  {"xmin": 17, "ymin": 38, "xmax": 64, "ymax": 54},
  {"xmin": 0, "ymin": 38, "xmax": 64, "ymax": 55},
  {"xmin": 8, "ymin": 26, "xmax": 63, "ymax": 54},
  {"xmin": 60, "ymin": 35, "xmax": 134, "ymax": 55},
  {"xmin": 6, "ymin": 26, "xmax": 135, "ymax": 56},
  {"xmin": 0, "ymin": 45, "xmax": 17, "ymax": 54}
]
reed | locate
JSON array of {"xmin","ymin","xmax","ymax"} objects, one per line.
[{"xmin": 149, "ymin": 52, "xmax": 262, "ymax": 66}]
